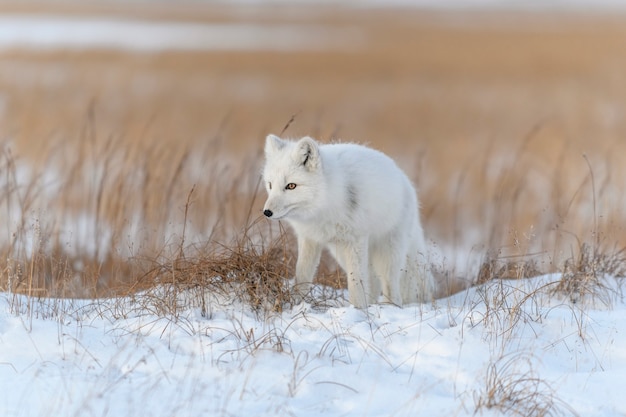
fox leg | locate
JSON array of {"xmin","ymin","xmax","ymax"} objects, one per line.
[
  {"xmin": 372, "ymin": 250, "xmax": 403, "ymax": 306},
  {"xmin": 294, "ymin": 237, "xmax": 323, "ymax": 299},
  {"xmin": 335, "ymin": 237, "xmax": 370, "ymax": 309},
  {"xmin": 371, "ymin": 239, "xmax": 406, "ymax": 306}
]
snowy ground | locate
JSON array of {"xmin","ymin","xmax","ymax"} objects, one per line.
[
  {"xmin": 1, "ymin": 0, "xmax": 626, "ymax": 53},
  {"xmin": 0, "ymin": 16, "xmax": 363, "ymax": 52},
  {"xmin": 1, "ymin": 274, "xmax": 625, "ymax": 417}
]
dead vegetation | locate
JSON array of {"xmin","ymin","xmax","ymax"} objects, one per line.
[
  {"xmin": 477, "ymin": 256, "xmax": 543, "ymax": 284},
  {"xmin": 474, "ymin": 354, "xmax": 579, "ymax": 417},
  {"xmin": 1, "ymin": 5, "xmax": 626, "ymax": 310},
  {"xmin": 144, "ymin": 228, "xmax": 295, "ymax": 316},
  {"xmin": 553, "ymin": 242, "xmax": 626, "ymax": 305}
]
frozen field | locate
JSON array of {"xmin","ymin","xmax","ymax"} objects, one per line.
[
  {"xmin": 1, "ymin": 2, "xmax": 626, "ymax": 416},
  {"xmin": 2, "ymin": 274, "xmax": 625, "ymax": 416}
]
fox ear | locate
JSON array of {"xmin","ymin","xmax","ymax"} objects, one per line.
[
  {"xmin": 294, "ymin": 136, "xmax": 320, "ymax": 171},
  {"xmin": 265, "ymin": 134, "xmax": 286, "ymax": 156}
]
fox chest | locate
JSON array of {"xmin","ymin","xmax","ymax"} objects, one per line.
[{"xmin": 288, "ymin": 218, "xmax": 357, "ymax": 244}]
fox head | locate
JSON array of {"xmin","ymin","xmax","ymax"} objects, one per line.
[{"xmin": 262, "ymin": 134, "xmax": 324, "ymax": 221}]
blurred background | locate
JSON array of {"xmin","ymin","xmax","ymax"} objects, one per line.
[{"xmin": 1, "ymin": 1, "xmax": 626, "ymax": 294}]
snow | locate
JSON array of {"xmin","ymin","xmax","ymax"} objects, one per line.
[
  {"xmin": 0, "ymin": 0, "xmax": 625, "ymax": 53},
  {"xmin": 2, "ymin": 275, "xmax": 625, "ymax": 416},
  {"xmin": 0, "ymin": 16, "xmax": 362, "ymax": 52},
  {"xmin": 332, "ymin": 0, "xmax": 626, "ymax": 11}
]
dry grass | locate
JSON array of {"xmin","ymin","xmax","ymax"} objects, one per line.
[
  {"xmin": 1, "ymin": 4, "xmax": 626, "ymax": 307},
  {"xmin": 133, "ymin": 235, "xmax": 293, "ymax": 319},
  {"xmin": 553, "ymin": 242, "xmax": 626, "ymax": 305},
  {"xmin": 0, "ymin": 131, "xmax": 263, "ymax": 296},
  {"xmin": 474, "ymin": 353, "xmax": 579, "ymax": 417}
]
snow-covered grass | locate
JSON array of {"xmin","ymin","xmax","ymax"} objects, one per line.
[
  {"xmin": 3, "ymin": 138, "xmax": 624, "ymax": 416},
  {"xmin": 2, "ymin": 266, "xmax": 625, "ymax": 416}
]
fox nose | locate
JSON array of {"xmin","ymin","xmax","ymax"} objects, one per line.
[{"xmin": 263, "ymin": 209, "xmax": 273, "ymax": 218}]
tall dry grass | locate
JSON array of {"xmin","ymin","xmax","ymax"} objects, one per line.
[
  {"xmin": 1, "ymin": 6, "xmax": 626, "ymax": 303},
  {"xmin": 1, "ymin": 114, "xmax": 624, "ymax": 303},
  {"xmin": 0, "ymin": 123, "xmax": 351, "ymax": 311},
  {"xmin": 0, "ymin": 123, "xmax": 270, "ymax": 297}
]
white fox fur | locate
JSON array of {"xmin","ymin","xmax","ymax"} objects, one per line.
[{"xmin": 262, "ymin": 134, "xmax": 435, "ymax": 308}]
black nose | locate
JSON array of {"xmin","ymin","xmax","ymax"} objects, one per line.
[{"xmin": 263, "ymin": 209, "xmax": 273, "ymax": 218}]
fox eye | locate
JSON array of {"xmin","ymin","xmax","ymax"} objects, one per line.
[
  {"xmin": 285, "ymin": 183, "xmax": 297, "ymax": 190},
  {"xmin": 268, "ymin": 182, "xmax": 272, "ymax": 190}
]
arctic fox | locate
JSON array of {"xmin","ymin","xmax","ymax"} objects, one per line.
[{"xmin": 262, "ymin": 134, "xmax": 435, "ymax": 309}]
